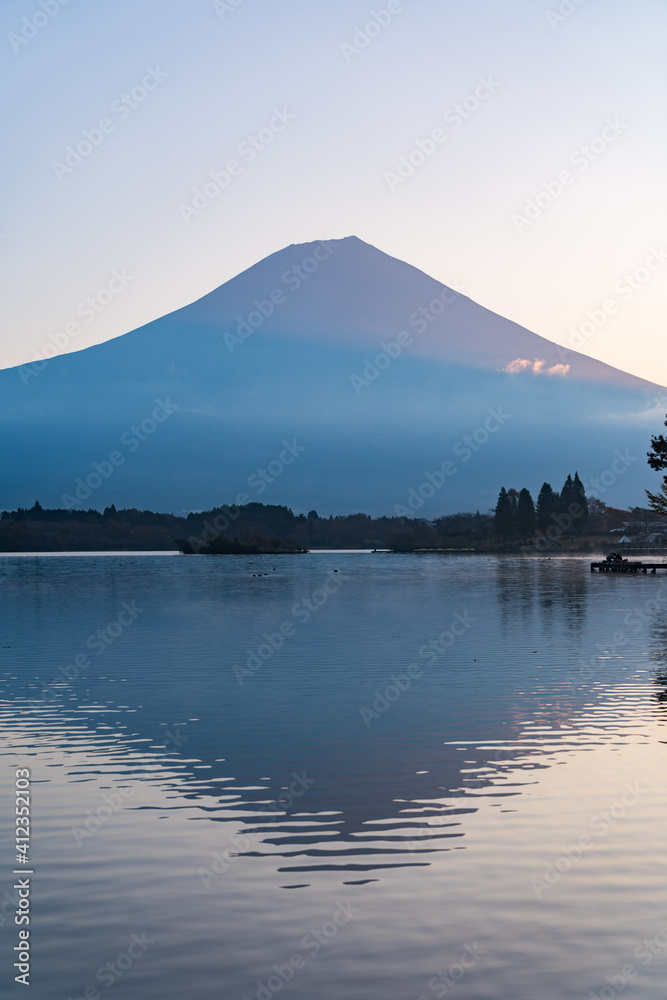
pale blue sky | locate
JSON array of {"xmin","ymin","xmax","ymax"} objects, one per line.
[{"xmin": 2, "ymin": 0, "xmax": 665, "ymax": 381}]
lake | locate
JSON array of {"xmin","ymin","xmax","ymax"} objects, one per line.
[{"xmin": 0, "ymin": 552, "xmax": 666, "ymax": 999}]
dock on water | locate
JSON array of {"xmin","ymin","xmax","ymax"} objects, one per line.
[{"xmin": 591, "ymin": 561, "xmax": 667, "ymax": 573}]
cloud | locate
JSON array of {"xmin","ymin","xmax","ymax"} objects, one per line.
[
  {"xmin": 504, "ymin": 358, "xmax": 531, "ymax": 373},
  {"xmin": 608, "ymin": 393, "xmax": 667, "ymax": 424},
  {"xmin": 503, "ymin": 357, "xmax": 570, "ymax": 376},
  {"xmin": 545, "ymin": 363, "xmax": 570, "ymax": 376}
]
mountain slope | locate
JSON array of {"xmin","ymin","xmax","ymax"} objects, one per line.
[
  {"xmin": 1, "ymin": 237, "xmax": 663, "ymax": 515},
  {"xmin": 111, "ymin": 235, "xmax": 655, "ymax": 388}
]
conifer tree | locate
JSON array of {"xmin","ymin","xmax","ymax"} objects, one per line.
[
  {"xmin": 536, "ymin": 482, "xmax": 557, "ymax": 533},
  {"xmin": 572, "ymin": 472, "xmax": 589, "ymax": 532},
  {"xmin": 646, "ymin": 482, "xmax": 667, "ymax": 516},
  {"xmin": 494, "ymin": 487, "xmax": 514, "ymax": 540},
  {"xmin": 560, "ymin": 474, "xmax": 574, "ymax": 513},
  {"xmin": 647, "ymin": 416, "xmax": 667, "ymax": 474},
  {"xmin": 516, "ymin": 487, "xmax": 536, "ymax": 540},
  {"xmin": 646, "ymin": 417, "xmax": 667, "ymax": 514}
]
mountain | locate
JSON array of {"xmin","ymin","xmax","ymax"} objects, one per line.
[{"xmin": 1, "ymin": 236, "xmax": 664, "ymax": 515}]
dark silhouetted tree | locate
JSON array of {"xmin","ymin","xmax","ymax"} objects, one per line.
[
  {"xmin": 494, "ymin": 487, "xmax": 514, "ymax": 539},
  {"xmin": 560, "ymin": 474, "xmax": 575, "ymax": 513},
  {"xmin": 646, "ymin": 415, "xmax": 667, "ymax": 514},
  {"xmin": 516, "ymin": 488, "xmax": 536, "ymax": 540},
  {"xmin": 536, "ymin": 482, "xmax": 558, "ymax": 533},
  {"xmin": 571, "ymin": 472, "xmax": 589, "ymax": 532}
]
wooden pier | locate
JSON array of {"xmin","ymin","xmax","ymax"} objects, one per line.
[{"xmin": 591, "ymin": 561, "xmax": 667, "ymax": 574}]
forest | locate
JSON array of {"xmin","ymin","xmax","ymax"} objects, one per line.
[{"xmin": 0, "ymin": 485, "xmax": 640, "ymax": 552}]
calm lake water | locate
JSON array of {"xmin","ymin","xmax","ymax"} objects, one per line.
[{"xmin": 1, "ymin": 552, "xmax": 666, "ymax": 999}]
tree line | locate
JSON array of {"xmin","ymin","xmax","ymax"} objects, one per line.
[
  {"xmin": 0, "ymin": 486, "xmax": 633, "ymax": 553},
  {"xmin": 494, "ymin": 473, "xmax": 589, "ymax": 541}
]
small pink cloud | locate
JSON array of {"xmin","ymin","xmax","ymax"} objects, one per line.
[
  {"xmin": 504, "ymin": 358, "xmax": 532, "ymax": 373},
  {"xmin": 503, "ymin": 357, "xmax": 570, "ymax": 377}
]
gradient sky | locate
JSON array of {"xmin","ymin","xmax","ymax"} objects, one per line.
[{"xmin": 2, "ymin": 0, "xmax": 665, "ymax": 382}]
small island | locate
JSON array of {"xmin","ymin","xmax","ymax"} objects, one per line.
[{"xmin": 176, "ymin": 535, "xmax": 307, "ymax": 555}]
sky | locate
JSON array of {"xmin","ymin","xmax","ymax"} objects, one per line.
[{"xmin": 1, "ymin": 0, "xmax": 666, "ymax": 383}]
